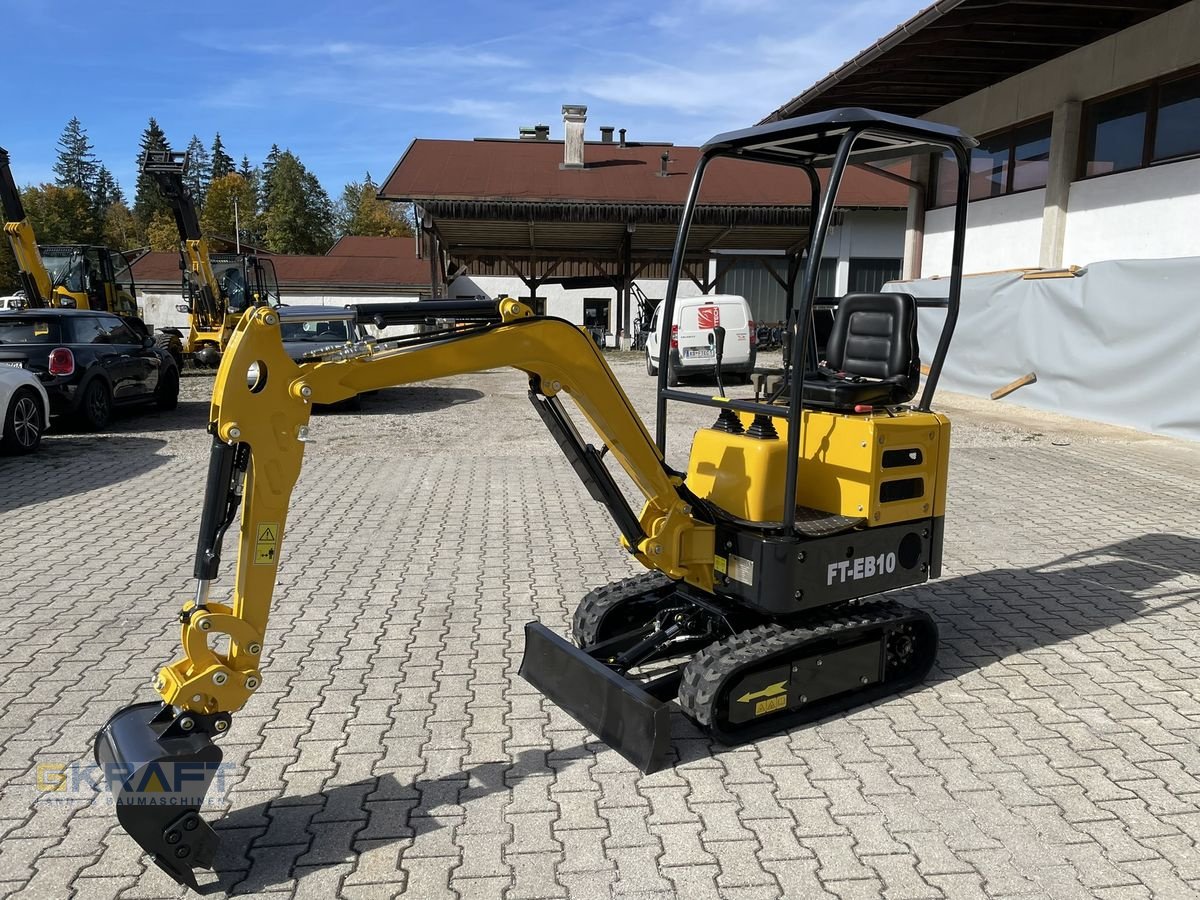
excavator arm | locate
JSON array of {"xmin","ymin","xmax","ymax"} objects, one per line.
[
  {"xmin": 95, "ymin": 299, "xmax": 714, "ymax": 888},
  {"xmin": 0, "ymin": 146, "xmax": 52, "ymax": 306},
  {"xmin": 140, "ymin": 150, "xmax": 224, "ymax": 331}
]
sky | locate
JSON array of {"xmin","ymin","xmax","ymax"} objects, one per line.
[{"xmin": 3, "ymin": 0, "xmax": 928, "ymax": 198}]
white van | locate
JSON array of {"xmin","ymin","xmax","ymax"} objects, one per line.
[{"xmin": 645, "ymin": 294, "xmax": 755, "ymax": 385}]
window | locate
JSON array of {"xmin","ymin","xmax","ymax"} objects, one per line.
[
  {"xmin": 69, "ymin": 316, "xmax": 108, "ymax": 344},
  {"xmin": 1153, "ymin": 72, "xmax": 1200, "ymax": 162},
  {"xmin": 1082, "ymin": 69, "xmax": 1200, "ymax": 177},
  {"xmin": 583, "ymin": 298, "xmax": 610, "ymax": 329},
  {"xmin": 1083, "ymin": 88, "xmax": 1150, "ymax": 176},
  {"xmin": 931, "ymin": 117, "xmax": 1052, "ymax": 207},
  {"xmin": 521, "ymin": 296, "xmax": 546, "ymax": 316},
  {"xmin": 99, "ymin": 316, "xmax": 139, "ymax": 346}
]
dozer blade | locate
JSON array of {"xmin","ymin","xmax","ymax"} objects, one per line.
[
  {"xmin": 94, "ymin": 701, "xmax": 229, "ymax": 890},
  {"xmin": 519, "ymin": 622, "xmax": 671, "ymax": 774}
]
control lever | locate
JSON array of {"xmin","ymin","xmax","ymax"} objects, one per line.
[{"xmin": 710, "ymin": 325, "xmax": 726, "ymax": 398}]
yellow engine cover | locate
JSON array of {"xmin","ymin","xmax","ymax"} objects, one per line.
[{"xmin": 685, "ymin": 407, "xmax": 950, "ymax": 526}]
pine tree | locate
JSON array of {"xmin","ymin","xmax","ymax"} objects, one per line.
[
  {"xmin": 92, "ymin": 166, "xmax": 123, "ymax": 213},
  {"xmin": 260, "ymin": 144, "xmax": 282, "ymax": 199},
  {"xmin": 211, "ymin": 133, "xmax": 234, "ymax": 179},
  {"xmin": 262, "ymin": 151, "xmax": 334, "ymax": 254},
  {"xmin": 133, "ymin": 117, "xmax": 172, "ymax": 226},
  {"xmin": 53, "ymin": 117, "xmax": 99, "ymax": 196},
  {"xmin": 184, "ymin": 135, "xmax": 212, "ymax": 206},
  {"xmin": 238, "ymin": 155, "xmax": 254, "ymax": 180}
]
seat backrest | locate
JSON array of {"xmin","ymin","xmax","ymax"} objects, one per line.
[{"xmin": 824, "ymin": 292, "xmax": 918, "ymax": 381}]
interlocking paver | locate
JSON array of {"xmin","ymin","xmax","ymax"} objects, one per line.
[{"xmin": 1, "ymin": 356, "xmax": 1198, "ymax": 899}]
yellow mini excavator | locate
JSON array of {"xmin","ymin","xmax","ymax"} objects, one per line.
[
  {"xmin": 1, "ymin": 146, "xmax": 139, "ymax": 316},
  {"xmin": 96, "ymin": 109, "xmax": 976, "ymax": 889},
  {"xmin": 141, "ymin": 150, "xmax": 279, "ymax": 367}
]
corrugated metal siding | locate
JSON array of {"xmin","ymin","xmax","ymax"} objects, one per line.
[{"xmin": 719, "ymin": 258, "xmax": 837, "ymax": 324}]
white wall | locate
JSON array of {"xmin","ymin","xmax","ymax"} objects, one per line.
[
  {"xmin": 922, "ymin": 188, "xmax": 1046, "ymax": 276},
  {"xmin": 914, "ymin": 1, "xmax": 1200, "ymax": 276},
  {"xmin": 823, "ymin": 210, "xmax": 906, "ymax": 292},
  {"xmin": 449, "ymin": 274, "xmax": 707, "ymax": 346},
  {"xmin": 1063, "ymin": 158, "xmax": 1200, "ymax": 264},
  {"xmin": 138, "ymin": 289, "xmax": 422, "ymax": 332}
]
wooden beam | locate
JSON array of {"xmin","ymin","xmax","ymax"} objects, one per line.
[{"xmin": 991, "ymin": 373, "xmax": 1037, "ymax": 401}]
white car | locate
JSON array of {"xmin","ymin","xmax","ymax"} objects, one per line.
[
  {"xmin": 0, "ymin": 365, "xmax": 49, "ymax": 453},
  {"xmin": 645, "ymin": 294, "xmax": 757, "ymax": 386}
]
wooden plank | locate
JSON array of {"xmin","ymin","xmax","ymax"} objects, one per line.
[{"xmin": 991, "ymin": 372, "xmax": 1037, "ymax": 400}]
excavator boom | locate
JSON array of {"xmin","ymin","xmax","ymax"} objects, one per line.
[
  {"xmin": 0, "ymin": 146, "xmax": 52, "ymax": 306},
  {"xmin": 95, "ymin": 299, "xmax": 715, "ymax": 887},
  {"xmin": 141, "ymin": 150, "xmax": 224, "ymax": 332}
]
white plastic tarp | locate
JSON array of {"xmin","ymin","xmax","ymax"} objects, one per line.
[{"xmin": 886, "ymin": 258, "xmax": 1200, "ymax": 441}]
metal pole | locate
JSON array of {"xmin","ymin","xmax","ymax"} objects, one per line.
[
  {"xmin": 233, "ymin": 195, "xmax": 241, "ymax": 254},
  {"xmin": 655, "ymin": 152, "xmax": 712, "ymax": 451},
  {"xmin": 782, "ymin": 129, "xmax": 859, "ymax": 537},
  {"xmin": 918, "ymin": 141, "xmax": 970, "ymax": 410}
]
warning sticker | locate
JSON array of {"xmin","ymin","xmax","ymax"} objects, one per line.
[
  {"xmin": 254, "ymin": 523, "xmax": 280, "ymax": 565},
  {"xmin": 727, "ymin": 553, "xmax": 754, "ymax": 585},
  {"xmin": 714, "ymin": 555, "xmax": 728, "ymax": 575},
  {"xmin": 756, "ymin": 695, "xmax": 787, "ymax": 716}
]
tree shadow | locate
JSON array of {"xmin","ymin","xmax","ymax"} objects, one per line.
[
  {"xmin": 205, "ymin": 747, "xmax": 560, "ymax": 894},
  {"xmin": 319, "ymin": 386, "xmax": 485, "ymax": 417},
  {"xmin": 0, "ymin": 435, "xmax": 169, "ymax": 513}
]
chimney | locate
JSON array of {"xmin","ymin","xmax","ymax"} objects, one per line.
[
  {"xmin": 561, "ymin": 104, "xmax": 587, "ymax": 169},
  {"xmin": 535, "ymin": 124, "xmax": 550, "ymax": 141},
  {"xmin": 600, "ymin": 125, "xmax": 615, "ymax": 144},
  {"xmin": 659, "ymin": 151, "xmax": 670, "ymax": 177},
  {"xmin": 619, "ymin": 128, "xmax": 627, "ymax": 147}
]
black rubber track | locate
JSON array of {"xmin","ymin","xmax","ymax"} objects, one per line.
[
  {"xmin": 571, "ymin": 571, "xmax": 676, "ymax": 648},
  {"xmin": 677, "ymin": 599, "xmax": 937, "ymax": 744}
]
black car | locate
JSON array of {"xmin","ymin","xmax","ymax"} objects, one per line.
[{"xmin": 0, "ymin": 309, "xmax": 180, "ymax": 429}]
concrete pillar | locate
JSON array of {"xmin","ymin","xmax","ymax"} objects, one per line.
[
  {"xmin": 1040, "ymin": 100, "xmax": 1082, "ymax": 268},
  {"xmin": 903, "ymin": 155, "xmax": 930, "ymax": 279}
]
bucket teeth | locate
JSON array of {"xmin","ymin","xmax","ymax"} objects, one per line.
[{"xmin": 94, "ymin": 702, "xmax": 229, "ymax": 890}]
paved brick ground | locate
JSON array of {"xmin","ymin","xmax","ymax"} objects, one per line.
[{"xmin": 0, "ymin": 354, "xmax": 1197, "ymax": 899}]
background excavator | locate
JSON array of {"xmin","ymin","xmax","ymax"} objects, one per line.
[
  {"xmin": 141, "ymin": 149, "xmax": 279, "ymax": 367},
  {"xmin": 1, "ymin": 146, "xmax": 139, "ymax": 316},
  {"xmin": 95, "ymin": 109, "xmax": 976, "ymax": 890}
]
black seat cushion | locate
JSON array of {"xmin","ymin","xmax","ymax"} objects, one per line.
[{"xmin": 801, "ymin": 292, "xmax": 919, "ymax": 410}]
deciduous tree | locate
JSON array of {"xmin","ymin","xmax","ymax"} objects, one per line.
[
  {"xmin": 337, "ymin": 173, "xmax": 412, "ymax": 238},
  {"xmin": 201, "ymin": 173, "xmax": 258, "ymax": 247}
]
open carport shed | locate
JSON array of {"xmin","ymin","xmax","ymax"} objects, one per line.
[{"xmin": 378, "ymin": 125, "xmax": 907, "ymax": 337}]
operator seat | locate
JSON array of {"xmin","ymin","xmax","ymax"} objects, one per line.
[{"xmin": 801, "ymin": 292, "xmax": 919, "ymax": 411}]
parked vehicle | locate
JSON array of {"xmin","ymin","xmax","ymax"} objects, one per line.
[
  {"xmin": 0, "ymin": 365, "xmax": 49, "ymax": 453},
  {"xmin": 645, "ymin": 294, "xmax": 756, "ymax": 386},
  {"xmin": 0, "ymin": 309, "xmax": 180, "ymax": 430},
  {"xmin": 279, "ymin": 306, "xmax": 372, "ymax": 410}
]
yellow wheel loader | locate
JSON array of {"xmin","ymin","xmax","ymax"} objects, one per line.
[
  {"xmin": 1, "ymin": 146, "xmax": 139, "ymax": 316},
  {"xmin": 141, "ymin": 150, "xmax": 279, "ymax": 367},
  {"xmin": 95, "ymin": 109, "xmax": 977, "ymax": 889}
]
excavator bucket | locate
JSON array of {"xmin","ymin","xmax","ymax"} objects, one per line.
[
  {"xmin": 520, "ymin": 623, "xmax": 672, "ymax": 774},
  {"xmin": 94, "ymin": 702, "xmax": 229, "ymax": 889}
]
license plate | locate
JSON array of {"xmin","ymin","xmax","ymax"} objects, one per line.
[
  {"xmin": 0, "ymin": 360, "xmax": 24, "ymax": 368},
  {"xmin": 683, "ymin": 347, "xmax": 714, "ymax": 360}
]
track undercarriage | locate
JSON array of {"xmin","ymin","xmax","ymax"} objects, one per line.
[{"xmin": 521, "ymin": 566, "xmax": 938, "ymax": 772}]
